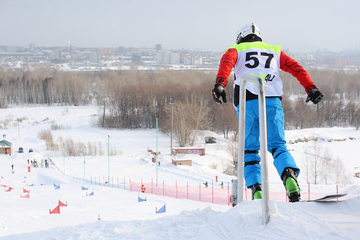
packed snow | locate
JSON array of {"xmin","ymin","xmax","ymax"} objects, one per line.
[{"xmin": 0, "ymin": 105, "xmax": 360, "ymax": 240}]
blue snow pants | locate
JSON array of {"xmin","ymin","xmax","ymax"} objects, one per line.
[{"xmin": 237, "ymin": 98, "xmax": 299, "ymax": 188}]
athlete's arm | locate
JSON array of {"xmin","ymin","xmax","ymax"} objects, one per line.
[
  {"xmin": 215, "ymin": 48, "xmax": 238, "ymax": 87},
  {"xmin": 280, "ymin": 51, "xmax": 317, "ymax": 92}
]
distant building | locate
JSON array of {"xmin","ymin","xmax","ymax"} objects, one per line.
[
  {"xmin": 156, "ymin": 44, "xmax": 162, "ymax": 51},
  {"xmin": 97, "ymin": 48, "xmax": 115, "ymax": 56},
  {"xmin": 163, "ymin": 51, "xmax": 171, "ymax": 64},
  {"xmin": 70, "ymin": 44, "xmax": 72, "ymax": 59},
  {"xmin": 156, "ymin": 51, "xmax": 163, "ymax": 64},
  {"xmin": 54, "ymin": 49, "xmax": 62, "ymax": 59},
  {"xmin": 171, "ymin": 52, "xmax": 180, "ymax": 64},
  {"xmin": 291, "ymin": 53, "xmax": 300, "ymax": 61},
  {"xmin": 283, "ymin": 48, "xmax": 290, "ymax": 55},
  {"xmin": 89, "ymin": 53, "xmax": 100, "ymax": 63},
  {"xmin": 5, "ymin": 46, "xmax": 18, "ymax": 52},
  {"xmin": 181, "ymin": 53, "xmax": 193, "ymax": 65},
  {"xmin": 156, "ymin": 50, "xmax": 180, "ymax": 64},
  {"xmin": 29, "ymin": 43, "xmax": 35, "ymax": 52},
  {"xmin": 0, "ymin": 139, "xmax": 12, "ymax": 155},
  {"xmin": 156, "ymin": 50, "xmax": 168, "ymax": 64},
  {"xmin": 192, "ymin": 56, "xmax": 202, "ymax": 65},
  {"xmin": 131, "ymin": 53, "xmax": 142, "ymax": 64}
]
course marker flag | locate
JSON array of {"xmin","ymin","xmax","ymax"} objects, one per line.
[
  {"xmin": 138, "ymin": 196, "xmax": 146, "ymax": 202},
  {"xmin": 20, "ymin": 193, "xmax": 30, "ymax": 198},
  {"xmin": 50, "ymin": 205, "xmax": 60, "ymax": 214},
  {"xmin": 59, "ymin": 200, "xmax": 67, "ymax": 207},
  {"xmin": 156, "ymin": 204, "xmax": 166, "ymax": 213}
]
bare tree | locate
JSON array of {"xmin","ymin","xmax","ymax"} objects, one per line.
[
  {"xmin": 292, "ymin": 99, "xmax": 315, "ymax": 129},
  {"xmin": 322, "ymin": 148, "xmax": 332, "ymax": 185},
  {"xmin": 227, "ymin": 135, "xmax": 238, "ymax": 169},
  {"xmin": 302, "ymin": 146, "xmax": 311, "ymax": 183},
  {"xmin": 354, "ymin": 108, "xmax": 360, "ymax": 130},
  {"xmin": 344, "ymin": 101, "xmax": 358, "ymax": 126},
  {"xmin": 210, "ymin": 101, "xmax": 238, "ymax": 138},
  {"xmin": 172, "ymin": 94, "xmax": 210, "ymax": 147},
  {"xmin": 331, "ymin": 157, "xmax": 352, "ymax": 185},
  {"xmin": 303, "ymin": 141, "xmax": 323, "ymax": 184}
]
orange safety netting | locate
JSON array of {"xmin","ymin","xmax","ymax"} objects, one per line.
[
  {"xmin": 90, "ymin": 177, "xmax": 351, "ymax": 204},
  {"xmin": 130, "ymin": 180, "xmax": 230, "ymax": 205}
]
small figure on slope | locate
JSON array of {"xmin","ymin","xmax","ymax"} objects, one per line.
[{"xmin": 141, "ymin": 184, "xmax": 146, "ymax": 193}]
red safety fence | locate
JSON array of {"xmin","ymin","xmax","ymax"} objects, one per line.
[
  {"xmin": 130, "ymin": 180, "xmax": 230, "ymax": 205},
  {"xmin": 87, "ymin": 176, "xmax": 351, "ymax": 205}
]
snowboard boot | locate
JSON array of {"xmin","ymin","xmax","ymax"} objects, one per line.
[
  {"xmin": 250, "ymin": 183, "xmax": 262, "ymax": 200},
  {"xmin": 282, "ymin": 168, "xmax": 301, "ymax": 202}
]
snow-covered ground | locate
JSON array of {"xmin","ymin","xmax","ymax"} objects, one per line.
[{"xmin": 0, "ymin": 105, "xmax": 360, "ymax": 239}]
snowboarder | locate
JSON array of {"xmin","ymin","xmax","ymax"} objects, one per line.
[
  {"xmin": 212, "ymin": 23, "xmax": 324, "ymax": 202},
  {"xmin": 203, "ymin": 182, "xmax": 208, "ymax": 188},
  {"xmin": 141, "ymin": 184, "xmax": 146, "ymax": 193},
  {"xmin": 220, "ymin": 182, "xmax": 224, "ymax": 189}
]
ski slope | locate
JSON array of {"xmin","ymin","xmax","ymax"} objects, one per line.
[{"xmin": 0, "ymin": 105, "xmax": 360, "ymax": 239}]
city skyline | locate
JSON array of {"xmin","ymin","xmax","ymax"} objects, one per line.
[
  {"xmin": 1, "ymin": 0, "xmax": 360, "ymax": 53},
  {"xmin": 1, "ymin": 42, "xmax": 358, "ymax": 56}
]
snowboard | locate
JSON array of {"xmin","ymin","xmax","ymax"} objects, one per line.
[{"xmin": 302, "ymin": 193, "xmax": 348, "ymax": 202}]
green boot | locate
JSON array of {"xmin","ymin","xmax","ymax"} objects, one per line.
[
  {"xmin": 253, "ymin": 190, "xmax": 262, "ymax": 200},
  {"xmin": 282, "ymin": 168, "xmax": 301, "ymax": 202},
  {"xmin": 250, "ymin": 183, "xmax": 262, "ymax": 200}
]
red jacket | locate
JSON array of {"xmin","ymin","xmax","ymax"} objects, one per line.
[{"xmin": 216, "ymin": 48, "xmax": 315, "ymax": 93}]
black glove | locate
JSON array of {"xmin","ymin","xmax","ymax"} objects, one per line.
[
  {"xmin": 212, "ymin": 84, "xmax": 227, "ymax": 104},
  {"xmin": 306, "ymin": 88, "xmax": 324, "ymax": 104}
]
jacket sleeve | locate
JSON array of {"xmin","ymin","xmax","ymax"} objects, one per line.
[
  {"xmin": 215, "ymin": 48, "xmax": 238, "ymax": 87},
  {"xmin": 280, "ymin": 51, "xmax": 316, "ymax": 93}
]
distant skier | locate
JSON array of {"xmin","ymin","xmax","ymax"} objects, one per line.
[
  {"xmin": 215, "ymin": 176, "xmax": 218, "ymax": 182},
  {"xmin": 11, "ymin": 164, "xmax": 14, "ymax": 170},
  {"xmin": 220, "ymin": 182, "xmax": 224, "ymax": 189},
  {"xmin": 203, "ymin": 182, "xmax": 208, "ymax": 188},
  {"xmin": 212, "ymin": 23, "xmax": 324, "ymax": 202}
]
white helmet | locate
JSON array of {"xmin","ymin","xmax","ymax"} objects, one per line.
[{"xmin": 236, "ymin": 23, "xmax": 261, "ymax": 44}]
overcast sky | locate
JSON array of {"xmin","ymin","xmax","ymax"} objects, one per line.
[{"xmin": 1, "ymin": 0, "xmax": 359, "ymax": 53}]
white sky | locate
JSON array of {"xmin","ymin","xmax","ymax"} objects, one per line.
[{"xmin": 1, "ymin": 0, "xmax": 359, "ymax": 53}]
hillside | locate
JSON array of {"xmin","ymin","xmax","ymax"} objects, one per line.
[{"xmin": 0, "ymin": 105, "xmax": 360, "ymax": 239}]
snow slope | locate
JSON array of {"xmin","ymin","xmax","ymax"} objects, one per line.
[{"xmin": 0, "ymin": 105, "xmax": 360, "ymax": 240}]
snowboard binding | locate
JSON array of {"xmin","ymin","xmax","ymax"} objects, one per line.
[{"xmin": 282, "ymin": 168, "xmax": 301, "ymax": 202}]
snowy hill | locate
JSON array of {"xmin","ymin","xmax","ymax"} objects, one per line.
[{"xmin": 0, "ymin": 105, "xmax": 360, "ymax": 239}]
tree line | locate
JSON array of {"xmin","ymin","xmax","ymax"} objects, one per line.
[
  {"xmin": 0, "ymin": 67, "xmax": 359, "ymax": 146},
  {"xmin": 0, "ymin": 68, "xmax": 92, "ymax": 106}
]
